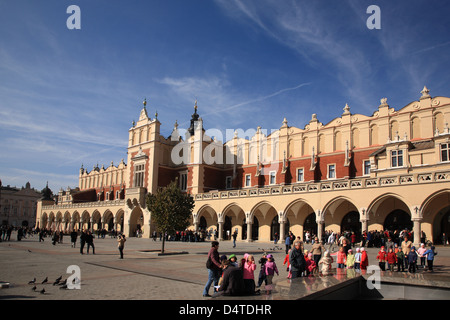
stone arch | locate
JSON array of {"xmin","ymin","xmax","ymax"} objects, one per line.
[
  {"xmin": 81, "ymin": 210, "xmax": 91, "ymax": 231},
  {"xmin": 196, "ymin": 205, "xmax": 218, "ymax": 237},
  {"xmin": 129, "ymin": 206, "xmax": 144, "ymax": 237},
  {"xmin": 64, "ymin": 211, "xmax": 71, "ymax": 232},
  {"xmin": 48, "ymin": 212, "xmax": 56, "ymax": 230},
  {"xmin": 420, "ymin": 189, "xmax": 450, "ymax": 244},
  {"xmin": 284, "ymin": 198, "xmax": 315, "ymax": 240},
  {"xmin": 222, "ymin": 203, "xmax": 245, "ymax": 241},
  {"xmin": 367, "ymin": 193, "xmax": 411, "ymax": 232},
  {"xmin": 103, "ymin": 210, "xmax": 115, "ymax": 231},
  {"xmin": 55, "ymin": 212, "xmax": 63, "ymax": 232},
  {"xmin": 92, "ymin": 210, "xmax": 102, "ymax": 231},
  {"xmin": 115, "ymin": 209, "xmax": 125, "ymax": 232},
  {"xmin": 72, "ymin": 211, "xmax": 80, "ymax": 231},
  {"xmin": 250, "ymin": 201, "xmax": 277, "ymax": 241},
  {"xmin": 322, "ymin": 196, "xmax": 359, "ymax": 235},
  {"xmin": 40, "ymin": 212, "xmax": 48, "ymax": 230}
]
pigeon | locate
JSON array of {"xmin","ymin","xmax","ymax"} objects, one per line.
[
  {"xmin": 40, "ymin": 288, "xmax": 45, "ymax": 294},
  {"xmin": 60, "ymin": 284, "xmax": 68, "ymax": 289},
  {"xmin": 58, "ymin": 279, "xmax": 67, "ymax": 286},
  {"xmin": 31, "ymin": 285, "xmax": 37, "ymax": 291},
  {"xmin": 28, "ymin": 250, "xmax": 32, "ymax": 253},
  {"xmin": 53, "ymin": 280, "xmax": 60, "ymax": 286},
  {"xmin": 41, "ymin": 277, "xmax": 48, "ymax": 284},
  {"xmin": 55, "ymin": 275, "xmax": 62, "ymax": 282},
  {"xmin": 28, "ymin": 278, "xmax": 36, "ymax": 285}
]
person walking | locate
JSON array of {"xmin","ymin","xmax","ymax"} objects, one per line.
[
  {"xmin": 86, "ymin": 230, "xmax": 95, "ymax": 254},
  {"xmin": 232, "ymin": 230, "xmax": 237, "ymax": 248},
  {"xmin": 289, "ymin": 240, "xmax": 306, "ymax": 278},
  {"xmin": 311, "ymin": 238, "xmax": 325, "ymax": 267},
  {"xmin": 117, "ymin": 234, "xmax": 126, "ymax": 259},
  {"xmin": 80, "ymin": 230, "xmax": 86, "ymax": 254},
  {"xmin": 70, "ymin": 230, "xmax": 78, "ymax": 248},
  {"xmin": 203, "ymin": 241, "xmax": 221, "ymax": 297}
]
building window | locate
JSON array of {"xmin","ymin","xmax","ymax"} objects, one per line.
[
  {"xmin": 180, "ymin": 172, "xmax": 188, "ymax": 192},
  {"xmin": 225, "ymin": 176, "xmax": 233, "ymax": 189},
  {"xmin": 328, "ymin": 164, "xmax": 336, "ymax": 179},
  {"xmin": 297, "ymin": 168, "xmax": 304, "ymax": 182},
  {"xmin": 391, "ymin": 150, "xmax": 404, "ymax": 167},
  {"xmin": 441, "ymin": 143, "xmax": 450, "ymax": 162},
  {"xmin": 245, "ymin": 174, "xmax": 251, "ymax": 187},
  {"xmin": 269, "ymin": 171, "xmax": 276, "ymax": 185},
  {"xmin": 133, "ymin": 164, "xmax": 145, "ymax": 187},
  {"xmin": 363, "ymin": 160, "xmax": 371, "ymax": 176}
]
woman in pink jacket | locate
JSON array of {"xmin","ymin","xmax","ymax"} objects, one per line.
[{"xmin": 241, "ymin": 253, "xmax": 257, "ymax": 294}]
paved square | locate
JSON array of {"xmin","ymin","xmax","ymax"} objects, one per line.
[{"xmin": 1, "ymin": 232, "xmax": 449, "ymax": 300}]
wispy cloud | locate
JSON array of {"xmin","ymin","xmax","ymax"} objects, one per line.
[{"xmin": 213, "ymin": 0, "xmax": 374, "ymax": 110}]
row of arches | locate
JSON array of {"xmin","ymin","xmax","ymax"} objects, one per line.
[
  {"xmin": 194, "ymin": 190, "xmax": 450, "ymax": 244},
  {"xmin": 39, "ymin": 209, "xmax": 126, "ymax": 234}
]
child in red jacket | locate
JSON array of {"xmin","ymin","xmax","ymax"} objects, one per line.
[
  {"xmin": 386, "ymin": 247, "xmax": 397, "ymax": 271},
  {"xmin": 377, "ymin": 246, "xmax": 387, "ymax": 271},
  {"xmin": 336, "ymin": 246, "xmax": 346, "ymax": 269},
  {"xmin": 283, "ymin": 249, "xmax": 291, "ymax": 279}
]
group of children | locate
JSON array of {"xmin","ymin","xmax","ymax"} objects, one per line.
[
  {"xmin": 335, "ymin": 247, "xmax": 370, "ymax": 271},
  {"xmin": 218, "ymin": 252, "xmax": 279, "ymax": 294},
  {"xmin": 376, "ymin": 243, "xmax": 437, "ymax": 273},
  {"xmin": 217, "ymin": 242, "xmax": 437, "ymax": 295}
]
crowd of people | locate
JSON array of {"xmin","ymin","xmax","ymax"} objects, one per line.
[{"xmin": 203, "ymin": 229, "xmax": 440, "ymax": 297}]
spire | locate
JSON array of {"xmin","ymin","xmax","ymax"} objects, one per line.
[
  {"xmin": 343, "ymin": 103, "xmax": 351, "ymax": 115},
  {"xmin": 188, "ymin": 99, "xmax": 202, "ymax": 136},
  {"xmin": 139, "ymin": 98, "xmax": 149, "ymax": 121},
  {"xmin": 420, "ymin": 86, "xmax": 431, "ymax": 100}
]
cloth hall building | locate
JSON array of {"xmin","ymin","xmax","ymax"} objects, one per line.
[{"xmin": 36, "ymin": 87, "xmax": 450, "ymax": 246}]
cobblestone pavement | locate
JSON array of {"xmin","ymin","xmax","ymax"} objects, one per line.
[{"xmin": 1, "ymin": 233, "xmax": 449, "ymax": 300}]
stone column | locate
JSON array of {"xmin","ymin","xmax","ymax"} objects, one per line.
[
  {"xmin": 279, "ymin": 212, "xmax": 286, "ymax": 243},
  {"xmin": 316, "ymin": 209, "xmax": 324, "ymax": 242},
  {"xmin": 246, "ymin": 212, "xmax": 253, "ymax": 242},
  {"xmin": 247, "ymin": 222, "xmax": 253, "ymax": 242},
  {"xmin": 218, "ymin": 212, "xmax": 224, "ymax": 241},
  {"xmin": 411, "ymin": 206, "xmax": 422, "ymax": 246},
  {"xmin": 317, "ymin": 221, "xmax": 324, "ymax": 243},
  {"xmin": 413, "ymin": 218, "xmax": 422, "ymax": 246}
]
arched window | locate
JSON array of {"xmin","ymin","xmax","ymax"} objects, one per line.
[
  {"xmin": 434, "ymin": 112, "xmax": 444, "ymax": 134},
  {"xmin": 370, "ymin": 124, "xmax": 378, "ymax": 145},
  {"xmin": 352, "ymin": 128, "xmax": 360, "ymax": 148},
  {"xmin": 411, "ymin": 117, "xmax": 421, "ymax": 140},
  {"xmin": 390, "ymin": 121, "xmax": 399, "ymax": 140},
  {"xmin": 334, "ymin": 131, "xmax": 342, "ymax": 151},
  {"xmin": 318, "ymin": 134, "xmax": 325, "ymax": 154},
  {"xmin": 302, "ymin": 137, "xmax": 309, "ymax": 156}
]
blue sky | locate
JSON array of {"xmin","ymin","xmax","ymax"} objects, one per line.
[{"xmin": 0, "ymin": 0, "xmax": 449, "ymax": 192}]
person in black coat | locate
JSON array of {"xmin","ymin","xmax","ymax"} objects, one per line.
[
  {"xmin": 80, "ymin": 230, "xmax": 87, "ymax": 254},
  {"xmin": 86, "ymin": 230, "xmax": 95, "ymax": 254},
  {"xmin": 289, "ymin": 241, "xmax": 306, "ymax": 278},
  {"xmin": 70, "ymin": 230, "xmax": 78, "ymax": 248},
  {"xmin": 213, "ymin": 260, "xmax": 246, "ymax": 297}
]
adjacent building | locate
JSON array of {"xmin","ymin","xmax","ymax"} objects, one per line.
[
  {"xmin": 36, "ymin": 87, "xmax": 450, "ymax": 245},
  {"xmin": 1, "ymin": 181, "xmax": 42, "ymax": 228}
]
